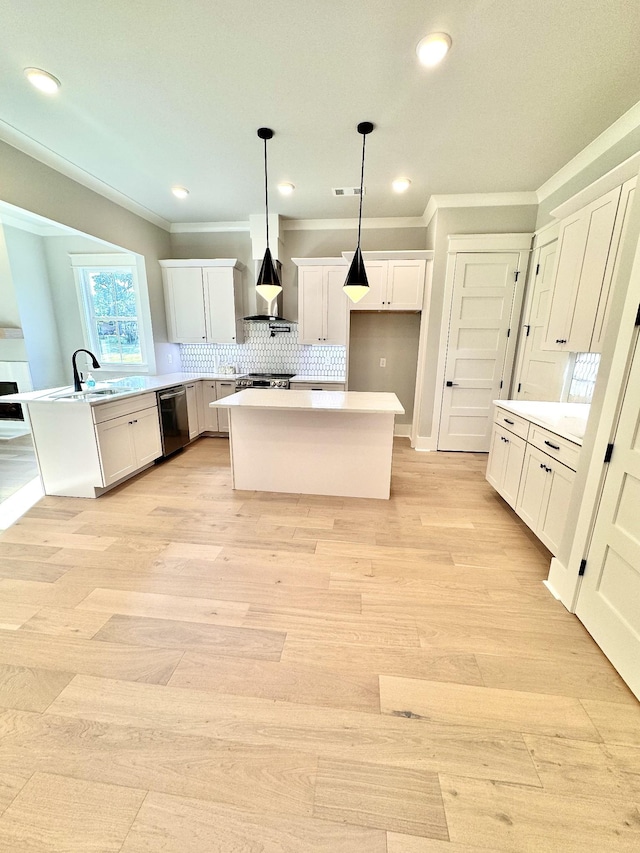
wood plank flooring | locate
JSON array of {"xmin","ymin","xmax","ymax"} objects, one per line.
[{"xmin": 0, "ymin": 436, "xmax": 638, "ymax": 852}]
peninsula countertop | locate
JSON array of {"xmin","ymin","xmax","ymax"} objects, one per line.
[{"xmin": 210, "ymin": 389, "xmax": 405, "ymax": 415}]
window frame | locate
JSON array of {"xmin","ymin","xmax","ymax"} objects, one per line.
[{"xmin": 70, "ymin": 253, "xmax": 153, "ymax": 374}]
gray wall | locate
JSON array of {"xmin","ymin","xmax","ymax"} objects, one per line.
[
  {"xmin": 348, "ymin": 312, "xmax": 421, "ymax": 426},
  {"xmin": 417, "ymin": 204, "xmax": 538, "ymax": 439},
  {"xmin": 3, "ymin": 226, "xmax": 66, "ymax": 389},
  {"xmin": 0, "ymin": 141, "xmax": 172, "ymax": 344}
]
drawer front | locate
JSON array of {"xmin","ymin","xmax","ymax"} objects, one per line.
[
  {"xmin": 494, "ymin": 407, "xmax": 530, "ymax": 440},
  {"xmin": 528, "ymin": 424, "xmax": 581, "ymax": 472},
  {"xmin": 290, "ymin": 382, "xmax": 346, "ymax": 391},
  {"xmin": 92, "ymin": 392, "xmax": 158, "ymax": 424}
]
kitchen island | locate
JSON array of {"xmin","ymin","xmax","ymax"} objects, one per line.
[{"xmin": 210, "ymin": 389, "xmax": 404, "ymax": 499}]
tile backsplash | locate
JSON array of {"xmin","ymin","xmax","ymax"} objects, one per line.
[{"xmin": 180, "ymin": 321, "xmax": 346, "ymax": 377}]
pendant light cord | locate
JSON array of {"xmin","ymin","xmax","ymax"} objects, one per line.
[
  {"xmin": 357, "ymin": 131, "xmax": 366, "ymax": 249},
  {"xmin": 264, "ymin": 137, "xmax": 270, "ymax": 249}
]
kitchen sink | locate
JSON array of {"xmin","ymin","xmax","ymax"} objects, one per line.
[{"xmin": 50, "ymin": 388, "xmax": 121, "ymax": 400}]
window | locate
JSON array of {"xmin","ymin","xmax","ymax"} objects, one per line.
[{"xmin": 71, "ymin": 253, "xmax": 150, "ymax": 370}]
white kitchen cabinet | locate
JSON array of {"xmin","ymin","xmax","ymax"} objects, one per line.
[
  {"xmin": 199, "ymin": 381, "xmax": 219, "ymax": 432},
  {"xmin": 160, "ymin": 260, "xmax": 244, "ymax": 345},
  {"xmin": 543, "ymin": 186, "xmax": 622, "ymax": 352},
  {"xmin": 515, "ymin": 443, "xmax": 575, "ymax": 555},
  {"xmin": 96, "ymin": 401, "xmax": 162, "ymax": 488},
  {"xmin": 349, "ymin": 259, "xmax": 426, "ymax": 311},
  {"xmin": 486, "ymin": 423, "xmax": 526, "ymax": 509},
  {"xmin": 185, "ymin": 382, "xmax": 199, "ymax": 440},
  {"xmin": 296, "ymin": 262, "xmax": 349, "ymax": 345},
  {"xmin": 214, "ymin": 380, "xmax": 237, "ymax": 432}
]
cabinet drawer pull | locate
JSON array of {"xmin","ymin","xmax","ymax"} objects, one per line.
[
  {"xmin": 544, "ymin": 440, "xmax": 560, "ymax": 450},
  {"xmin": 540, "ymin": 463, "xmax": 551, "ymax": 472},
  {"xmin": 504, "ymin": 418, "xmax": 515, "ymax": 425},
  {"xmin": 555, "ymin": 338, "xmax": 567, "ymax": 344}
]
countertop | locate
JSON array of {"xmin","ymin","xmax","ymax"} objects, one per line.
[
  {"xmin": 210, "ymin": 389, "xmax": 405, "ymax": 415},
  {"xmin": 494, "ymin": 400, "xmax": 590, "ymax": 446},
  {"xmin": 1, "ymin": 372, "xmax": 348, "ymax": 407}
]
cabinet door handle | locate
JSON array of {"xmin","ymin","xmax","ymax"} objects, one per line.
[
  {"xmin": 544, "ymin": 440, "xmax": 560, "ymax": 450},
  {"xmin": 555, "ymin": 338, "xmax": 567, "ymax": 344},
  {"xmin": 504, "ymin": 418, "xmax": 514, "ymax": 425}
]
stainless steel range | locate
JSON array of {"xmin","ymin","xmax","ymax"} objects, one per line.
[{"xmin": 235, "ymin": 373, "xmax": 294, "ymax": 390}]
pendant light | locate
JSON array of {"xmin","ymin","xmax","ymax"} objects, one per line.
[
  {"xmin": 255, "ymin": 127, "xmax": 283, "ymax": 302},
  {"xmin": 344, "ymin": 121, "xmax": 374, "ymax": 304}
]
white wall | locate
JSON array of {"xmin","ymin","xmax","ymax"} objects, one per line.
[{"xmin": 3, "ymin": 226, "xmax": 65, "ymax": 389}]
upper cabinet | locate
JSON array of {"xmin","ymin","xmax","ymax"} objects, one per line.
[
  {"xmin": 347, "ymin": 258, "xmax": 427, "ymax": 311},
  {"xmin": 160, "ymin": 260, "xmax": 245, "ymax": 344},
  {"xmin": 543, "ymin": 177, "xmax": 636, "ymax": 353},
  {"xmin": 293, "ymin": 259, "xmax": 349, "ymax": 346}
]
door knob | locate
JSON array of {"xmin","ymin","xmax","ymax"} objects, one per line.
[{"xmin": 446, "ymin": 381, "xmax": 459, "ymax": 387}]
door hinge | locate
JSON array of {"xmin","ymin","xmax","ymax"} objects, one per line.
[
  {"xmin": 517, "ymin": 382, "xmax": 522, "ymax": 393},
  {"xmin": 524, "ymin": 324, "xmax": 530, "ymax": 337},
  {"xmin": 507, "ymin": 328, "xmax": 511, "ymax": 338},
  {"xmin": 635, "ymin": 303, "xmax": 640, "ymax": 326},
  {"xmin": 578, "ymin": 559, "xmax": 587, "ymax": 577},
  {"xmin": 604, "ymin": 443, "xmax": 614, "ymax": 464},
  {"xmin": 535, "ymin": 263, "xmax": 540, "ymax": 275},
  {"xmin": 514, "ymin": 270, "xmax": 520, "ymax": 282},
  {"xmin": 499, "ymin": 380, "xmax": 503, "ymax": 390}
]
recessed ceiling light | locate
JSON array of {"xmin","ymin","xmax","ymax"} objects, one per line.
[
  {"xmin": 416, "ymin": 32, "xmax": 452, "ymax": 67},
  {"xmin": 392, "ymin": 178, "xmax": 411, "ymax": 193},
  {"xmin": 24, "ymin": 67, "xmax": 61, "ymax": 94},
  {"xmin": 171, "ymin": 186, "xmax": 189, "ymax": 199},
  {"xmin": 278, "ymin": 182, "xmax": 295, "ymax": 196}
]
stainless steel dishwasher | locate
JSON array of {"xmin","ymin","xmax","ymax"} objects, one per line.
[{"xmin": 157, "ymin": 386, "xmax": 189, "ymax": 458}]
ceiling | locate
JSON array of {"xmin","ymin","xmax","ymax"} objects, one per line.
[{"xmin": 1, "ymin": 0, "xmax": 640, "ymax": 226}]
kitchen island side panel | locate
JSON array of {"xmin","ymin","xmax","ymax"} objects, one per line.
[{"xmin": 228, "ymin": 408, "xmax": 396, "ymax": 499}]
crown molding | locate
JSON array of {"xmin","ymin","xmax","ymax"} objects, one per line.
[
  {"xmin": 536, "ymin": 99, "xmax": 640, "ymax": 203},
  {"xmin": 422, "ymin": 192, "xmax": 538, "ymax": 228},
  {"xmin": 549, "ymin": 152, "xmax": 639, "ymax": 220},
  {"xmin": 0, "ymin": 120, "xmax": 171, "ymax": 232},
  {"xmin": 170, "ymin": 221, "xmax": 251, "ymax": 233},
  {"xmin": 282, "ymin": 217, "xmax": 426, "ymax": 231}
]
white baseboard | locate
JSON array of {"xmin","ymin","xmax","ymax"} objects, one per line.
[{"xmin": 542, "ymin": 579, "xmax": 561, "ymax": 600}]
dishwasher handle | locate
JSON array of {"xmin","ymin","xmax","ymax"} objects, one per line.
[{"xmin": 159, "ymin": 388, "xmax": 186, "ymax": 401}]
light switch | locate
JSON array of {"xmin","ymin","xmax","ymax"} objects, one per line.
[{"xmin": 379, "ymin": 358, "xmax": 386, "ymax": 368}]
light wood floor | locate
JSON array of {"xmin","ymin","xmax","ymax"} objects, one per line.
[{"xmin": 0, "ymin": 437, "xmax": 638, "ymax": 852}]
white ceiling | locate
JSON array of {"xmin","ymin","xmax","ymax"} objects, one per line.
[{"xmin": 1, "ymin": 0, "xmax": 640, "ymax": 225}]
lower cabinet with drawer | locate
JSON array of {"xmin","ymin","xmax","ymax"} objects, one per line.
[
  {"xmin": 486, "ymin": 406, "xmax": 580, "ymax": 556},
  {"xmin": 96, "ymin": 404, "xmax": 162, "ymax": 487}
]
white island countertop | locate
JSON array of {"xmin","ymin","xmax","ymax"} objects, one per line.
[
  {"xmin": 494, "ymin": 400, "xmax": 590, "ymax": 445},
  {"xmin": 210, "ymin": 388, "xmax": 405, "ymax": 415}
]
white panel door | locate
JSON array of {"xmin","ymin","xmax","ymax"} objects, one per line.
[
  {"xmin": 438, "ymin": 252, "xmax": 521, "ymax": 452},
  {"xmin": 386, "ymin": 260, "xmax": 425, "ymax": 310},
  {"xmin": 164, "ymin": 268, "xmax": 206, "ymax": 343},
  {"xmin": 516, "ymin": 241, "xmax": 570, "ymax": 401},
  {"xmin": 324, "ymin": 267, "xmax": 349, "ymax": 345},
  {"xmin": 576, "ymin": 332, "xmax": 640, "ymax": 698},
  {"xmin": 203, "ymin": 268, "xmax": 238, "ymax": 343},
  {"xmin": 298, "ymin": 266, "xmax": 325, "ymax": 344},
  {"xmin": 349, "ymin": 261, "xmax": 387, "ymax": 310}
]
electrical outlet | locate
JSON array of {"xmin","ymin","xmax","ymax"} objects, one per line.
[
  {"xmin": 379, "ymin": 358, "xmax": 386, "ymax": 368},
  {"xmin": 167, "ymin": 353, "xmax": 173, "ymax": 364}
]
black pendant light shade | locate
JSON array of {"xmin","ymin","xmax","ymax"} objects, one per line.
[
  {"xmin": 256, "ymin": 127, "xmax": 283, "ymax": 303},
  {"xmin": 344, "ymin": 121, "xmax": 374, "ymax": 304}
]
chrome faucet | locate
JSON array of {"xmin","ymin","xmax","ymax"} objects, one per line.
[{"xmin": 72, "ymin": 349, "xmax": 101, "ymax": 392}]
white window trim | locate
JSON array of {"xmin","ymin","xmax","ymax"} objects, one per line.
[{"xmin": 70, "ymin": 252, "xmax": 156, "ymax": 374}]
